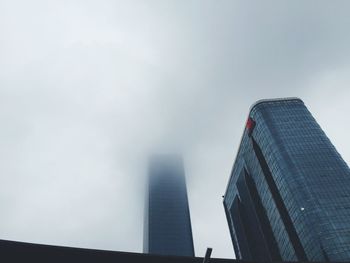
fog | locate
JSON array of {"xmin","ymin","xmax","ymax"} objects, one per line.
[{"xmin": 0, "ymin": 1, "xmax": 349, "ymax": 258}]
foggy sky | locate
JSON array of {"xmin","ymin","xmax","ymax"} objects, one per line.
[{"xmin": 0, "ymin": 1, "xmax": 350, "ymax": 259}]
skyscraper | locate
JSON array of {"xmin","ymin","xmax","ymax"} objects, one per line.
[
  {"xmin": 223, "ymin": 98, "xmax": 350, "ymax": 262},
  {"xmin": 144, "ymin": 155, "xmax": 195, "ymax": 257}
]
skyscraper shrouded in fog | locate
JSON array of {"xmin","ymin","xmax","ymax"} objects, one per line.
[
  {"xmin": 223, "ymin": 98, "xmax": 350, "ymax": 262},
  {"xmin": 144, "ymin": 155, "xmax": 194, "ymax": 257}
]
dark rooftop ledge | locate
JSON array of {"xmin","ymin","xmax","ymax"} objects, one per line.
[
  {"xmin": 0, "ymin": 238, "xmax": 327, "ymax": 262},
  {"xmin": 0, "ymin": 239, "xmax": 234, "ymax": 263}
]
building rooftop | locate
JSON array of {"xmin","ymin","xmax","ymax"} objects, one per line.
[{"xmin": 0, "ymin": 239, "xmax": 233, "ymax": 263}]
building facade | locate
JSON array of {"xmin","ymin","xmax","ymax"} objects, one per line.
[
  {"xmin": 144, "ymin": 155, "xmax": 195, "ymax": 257},
  {"xmin": 223, "ymin": 98, "xmax": 350, "ymax": 262}
]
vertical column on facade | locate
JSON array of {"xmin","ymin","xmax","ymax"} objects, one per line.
[
  {"xmin": 244, "ymin": 169, "xmax": 282, "ymax": 261},
  {"xmin": 230, "ymin": 197, "xmax": 252, "ymax": 260},
  {"xmin": 223, "ymin": 202, "xmax": 241, "ymax": 258},
  {"xmin": 236, "ymin": 169, "xmax": 276, "ymax": 261},
  {"xmin": 251, "ymin": 137, "xmax": 308, "ymax": 261}
]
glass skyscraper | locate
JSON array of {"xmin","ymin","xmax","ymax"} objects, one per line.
[
  {"xmin": 223, "ymin": 98, "xmax": 350, "ymax": 262},
  {"xmin": 144, "ymin": 155, "xmax": 194, "ymax": 257}
]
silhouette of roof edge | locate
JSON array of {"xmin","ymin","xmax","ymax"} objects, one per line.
[{"xmin": 0, "ymin": 239, "xmax": 235, "ymax": 262}]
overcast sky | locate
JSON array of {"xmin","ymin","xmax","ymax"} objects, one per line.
[{"xmin": 0, "ymin": 0, "xmax": 350, "ymax": 259}]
